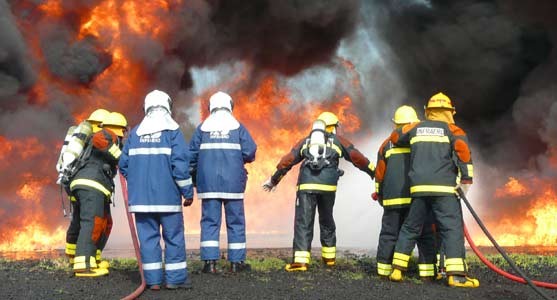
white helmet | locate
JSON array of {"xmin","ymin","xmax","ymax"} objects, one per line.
[
  {"xmin": 209, "ymin": 91, "xmax": 233, "ymax": 113},
  {"xmin": 144, "ymin": 89, "xmax": 172, "ymax": 113}
]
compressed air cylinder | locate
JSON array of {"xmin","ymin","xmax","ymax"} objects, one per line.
[
  {"xmin": 56, "ymin": 125, "xmax": 76, "ymax": 172},
  {"xmin": 308, "ymin": 119, "xmax": 327, "ymax": 165},
  {"xmin": 60, "ymin": 121, "xmax": 93, "ymax": 173}
]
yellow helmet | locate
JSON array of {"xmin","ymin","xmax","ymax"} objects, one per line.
[
  {"xmin": 392, "ymin": 105, "xmax": 420, "ymax": 125},
  {"xmin": 426, "ymin": 92, "xmax": 455, "ymax": 110},
  {"xmin": 87, "ymin": 109, "xmax": 110, "ymax": 123},
  {"xmin": 102, "ymin": 112, "xmax": 128, "ymax": 137},
  {"xmin": 317, "ymin": 112, "xmax": 339, "ymax": 127}
]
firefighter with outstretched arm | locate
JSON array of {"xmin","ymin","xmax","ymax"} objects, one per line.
[{"xmin": 262, "ymin": 112, "xmax": 374, "ymax": 271}]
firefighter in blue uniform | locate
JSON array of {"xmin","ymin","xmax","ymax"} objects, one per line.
[
  {"xmin": 373, "ymin": 105, "xmax": 437, "ymax": 280},
  {"xmin": 119, "ymin": 90, "xmax": 194, "ymax": 290},
  {"xmin": 189, "ymin": 91, "xmax": 257, "ymax": 273},
  {"xmin": 263, "ymin": 112, "xmax": 375, "ymax": 271},
  {"xmin": 70, "ymin": 111, "xmax": 127, "ymax": 277}
]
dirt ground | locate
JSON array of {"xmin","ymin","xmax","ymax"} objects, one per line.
[{"xmin": 0, "ymin": 249, "xmax": 556, "ymax": 300}]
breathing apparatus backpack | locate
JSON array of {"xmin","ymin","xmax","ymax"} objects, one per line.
[
  {"xmin": 304, "ymin": 119, "xmax": 334, "ymax": 172},
  {"xmin": 56, "ymin": 121, "xmax": 94, "ymax": 186}
]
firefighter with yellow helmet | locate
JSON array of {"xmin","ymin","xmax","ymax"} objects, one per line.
[
  {"xmin": 373, "ymin": 105, "xmax": 436, "ymax": 280},
  {"xmin": 63, "ymin": 109, "xmax": 110, "ymax": 267},
  {"xmin": 388, "ymin": 93, "xmax": 479, "ymax": 287},
  {"xmin": 69, "ymin": 111, "xmax": 128, "ymax": 277},
  {"xmin": 263, "ymin": 111, "xmax": 375, "ymax": 271}
]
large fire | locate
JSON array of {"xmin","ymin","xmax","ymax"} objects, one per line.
[
  {"xmin": 1, "ymin": 1, "xmax": 556, "ymax": 254},
  {"xmin": 474, "ymin": 177, "xmax": 557, "ymax": 247}
]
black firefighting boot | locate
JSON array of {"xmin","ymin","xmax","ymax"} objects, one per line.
[
  {"xmin": 230, "ymin": 261, "xmax": 251, "ymax": 273},
  {"xmin": 202, "ymin": 260, "xmax": 218, "ymax": 274}
]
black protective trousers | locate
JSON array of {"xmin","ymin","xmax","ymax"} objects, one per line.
[
  {"xmin": 293, "ymin": 191, "xmax": 336, "ymax": 252},
  {"xmin": 67, "ymin": 198, "xmax": 112, "ymax": 260},
  {"xmin": 377, "ymin": 207, "xmax": 437, "ymax": 267},
  {"xmin": 394, "ymin": 195, "xmax": 467, "ymax": 275},
  {"xmin": 74, "ymin": 189, "xmax": 108, "ymax": 269}
]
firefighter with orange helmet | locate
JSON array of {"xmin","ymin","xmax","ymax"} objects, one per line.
[
  {"xmin": 263, "ymin": 112, "xmax": 375, "ymax": 271},
  {"xmin": 388, "ymin": 93, "xmax": 479, "ymax": 287},
  {"xmin": 374, "ymin": 105, "xmax": 437, "ymax": 280},
  {"xmin": 70, "ymin": 111, "xmax": 128, "ymax": 277},
  {"xmin": 63, "ymin": 108, "xmax": 110, "ymax": 267}
]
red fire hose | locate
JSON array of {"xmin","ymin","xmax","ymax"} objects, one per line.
[
  {"xmin": 457, "ymin": 188, "xmax": 555, "ymax": 300},
  {"xmin": 464, "ymin": 224, "xmax": 557, "ymax": 289},
  {"xmin": 119, "ymin": 173, "xmax": 146, "ymax": 300}
]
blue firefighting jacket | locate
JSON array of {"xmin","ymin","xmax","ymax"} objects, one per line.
[
  {"xmin": 189, "ymin": 123, "xmax": 256, "ymax": 199},
  {"xmin": 119, "ymin": 127, "xmax": 193, "ymax": 212}
]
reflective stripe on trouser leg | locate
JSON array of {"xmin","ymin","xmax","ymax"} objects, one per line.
[
  {"xmin": 293, "ymin": 192, "xmax": 317, "ymax": 261},
  {"xmin": 74, "ymin": 256, "xmax": 97, "ymax": 271},
  {"xmin": 317, "ymin": 192, "xmax": 336, "ymax": 251},
  {"xmin": 294, "ymin": 251, "xmax": 311, "ymax": 264},
  {"xmin": 161, "ymin": 212, "xmax": 188, "ymax": 285},
  {"xmin": 136, "ymin": 213, "xmax": 164, "ymax": 285},
  {"xmin": 445, "ymin": 258, "xmax": 465, "ymax": 274},
  {"xmin": 74, "ymin": 189, "xmax": 105, "ymax": 270},
  {"xmin": 419, "ymin": 263, "xmax": 435, "ymax": 277},
  {"xmin": 392, "ymin": 197, "xmax": 428, "ymax": 270},
  {"xmin": 377, "ymin": 208, "xmax": 408, "ymax": 270},
  {"xmin": 224, "ymin": 199, "xmax": 246, "ymax": 262},
  {"xmin": 321, "ymin": 246, "xmax": 336, "ymax": 259},
  {"xmin": 65, "ymin": 243, "xmax": 76, "ymax": 256},
  {"xmin": 392, "ymin": 252, "xmax": 410, "ymax": 270},
  {"xmin": 377, "ymin": 262, "xmax": 393, "ymax": 276},
  {"xmin": 431, "ymin": 195, "xmax": 467, "ymax": 276},
  {"xmin": 201, "ymin": 199, "xmax": 223, "ymax": 260}
]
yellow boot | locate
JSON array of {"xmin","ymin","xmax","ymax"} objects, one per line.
[
  {"xmin": 389, "ymin": 269, "xmax": 403, "ymax": 282},
  {"xmin": 448, "ymin": 275, "xmax": 480, "ymax": 288},
  {"xmin": 75, "ymin": 268, "xmax": 109, "ymax": 277},
  {"xmin": 285, "ymin": 263, "xmax": 308, "ymax": 272},
  {"xmin": 97, "ymin": 260, "xmax": 110, "ymax": 269},
  {"xmin": 322, "ymin": 258, "xmax": 336, "ymax": 267}
]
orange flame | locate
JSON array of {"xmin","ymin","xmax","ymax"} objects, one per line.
[{"xmin": 475, "ymin": 177, "xmax": 557, "ymax": 246}]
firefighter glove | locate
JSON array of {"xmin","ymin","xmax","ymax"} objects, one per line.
[
  {"xmin": 371, "ymin": 192, "xmax": 379, "ymax": 201},
  {"xmin": 457, "ymin": 183, "xmax": 472, "ymax": 196},
  {"xmin": 183, "ymin": 198, "xmax": 193, "ymax": 207},
  {"xmin": 262, "ymin": 178, "xmax": 276, "ymax": 192}
]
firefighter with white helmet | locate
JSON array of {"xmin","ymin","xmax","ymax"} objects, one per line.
[
  {"xmin": 374, "ymin": 105, "xmax": 436, "ymax": 280},
  {"xmin": 69, "ymin": 110, "xmax": 127, "ymax": 277},
  {"xmin": 388, "ymin": 93, "xmax": 479, "ymax": 287},
  {"xmin": 119, "ymin": 89, "xmax": 194, "ymax": 290},
  {"xmin": 189, "ymin": 91, "xmax": 257, "ymax": 273},
  {"xmin": 263, "ymin": 111, "xmax": 375, "ymax": 272}
]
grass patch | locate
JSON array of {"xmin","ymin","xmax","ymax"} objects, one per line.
[{"xmin": 246, "ymin": 257, "xmax": 286, "ymax": 272}]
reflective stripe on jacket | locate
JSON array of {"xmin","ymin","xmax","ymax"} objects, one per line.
[
  {"xmin": 390, "ymin": 120, "xmax": 473, "ymax": 196},
  {"xmin": 375, "ymin": 137, "xmax": 411, "ymax": 209},
  {"xmin": 271, "ymin": 134, "xmax": 374, "ymax": 192},
  {"xmin": 189, "ymin": 124, "xmax": 257, "ymax": 199},
  {"xmin": 70, "ymin": 129, "xmax": 121, "ymax": 197},
  {"xmin": 119, "ymin": 127, "xmax": 193, "ymax": 212}
]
